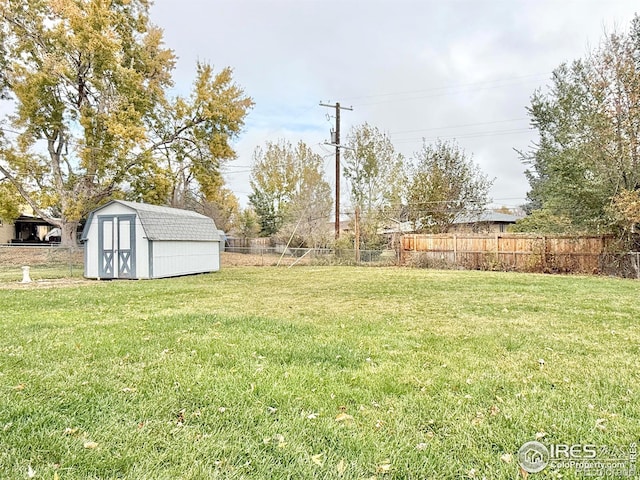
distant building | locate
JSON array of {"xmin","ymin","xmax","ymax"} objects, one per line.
[
  {"xmin": 378, "ymin": 211, "xmax": 524, "ymax": 235},
  {"xmin": 450, "ymin": 211, "xmax": 524, "ymax": 233},
  {"xmin": 0, "ymin": 210, "xmax": 59, "ymax": 244}
]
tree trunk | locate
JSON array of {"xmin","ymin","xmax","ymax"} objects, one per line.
[{"xmin": 61, "ymin": 221, "xmax": 80, "ymax": 247}]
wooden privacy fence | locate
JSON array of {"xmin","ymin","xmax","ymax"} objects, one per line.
[{"xmin": 400, "ymin": 233, "xmax": 617, "ymax": 274}]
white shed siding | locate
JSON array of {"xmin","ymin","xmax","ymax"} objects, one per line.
[
  {"xmin": 134, "ymin": 218, "xmax": 149, "ymax": 279},
  {"xmin": 83, "ymin": 200, "xmax": 220, "ymax": 279},
  {"xmin": 83, "ymin": 210, "xmax": 112, "ymax": 278},
  {"xmin": 151, "ymin": 240, "xmax": 219, "ymax": 278},
  {"xmin": 84, "ymin": 218, "xmax": 99, "ymax": 278}
]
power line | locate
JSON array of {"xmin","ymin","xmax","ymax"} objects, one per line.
[
  {"xmin": 341, "ymin": 72, "xmax": 550, "ymax": 102},
  {"xmin": 391, "ymin": 128, "xmax": 534, "ymax": 144},
  {"xmin": 349, "ymin": 74, "xmax": 550, "ymax": 107},
  {"xmin": 388, "ymin": 117, "xmax": 528, "ymax": 136}
]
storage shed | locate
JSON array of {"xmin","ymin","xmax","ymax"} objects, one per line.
[{"xmin": 81, "ymin": 200, "xmax": 220, "ymax": 279}]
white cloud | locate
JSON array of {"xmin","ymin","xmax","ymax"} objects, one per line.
[{"xmin": 151, "ymin": 0, "xmax": 639, "ymax": 209}]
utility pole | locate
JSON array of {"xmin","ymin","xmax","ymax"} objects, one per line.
[{"xmin": 320, "ymin": 101, "xmax": 353, "ymax": 239}]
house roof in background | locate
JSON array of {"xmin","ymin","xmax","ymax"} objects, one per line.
[
  {"xmin": 378, "ymin": 210, "xmax": 525, "ymax": 234},
  {"xmin": 14, "ymin": 214, "xmax": 58, "ymax": 225},
  {"xmin": 82, "ymin": 200, "xmax": 219, "ymax": 242},
  {"xmin": 453, "ymin": 211, "xmax": 524, "ymax": 224}
]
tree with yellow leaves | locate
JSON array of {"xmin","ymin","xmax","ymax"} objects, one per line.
[{"xmin": 0, "ymin": 0, "xmax": 252, "ymax": 245}]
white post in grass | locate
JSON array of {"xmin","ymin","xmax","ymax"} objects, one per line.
[{"xmin": 21, "ymin": 266, "xmax": 32, "ymax": 283}]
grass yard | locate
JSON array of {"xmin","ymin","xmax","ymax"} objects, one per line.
[{"xmin": 0, "ymin": 267, "xmax": 639, "ymax": 479}]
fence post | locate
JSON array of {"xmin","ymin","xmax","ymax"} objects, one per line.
[{"xmin": 453, "ymin": 234, "xmax": 457, "ymax": 266}]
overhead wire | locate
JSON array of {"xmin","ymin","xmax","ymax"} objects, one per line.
[
  {"xmin": 347, "ymin": 73, "xmax": 551, "ymax": 107},
  {"xmin": 391, "ymin": 127, "xmax": 534, "ymax": 144},
  {"xmin": 341, "ymin": 72, "xmax": 551, "ymax": 102}
]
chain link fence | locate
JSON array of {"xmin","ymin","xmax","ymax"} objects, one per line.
[
  {"xmin": 0, "ymin": 244, "xmax": 84, "ymax": 281},
  {"xmin": 221, "ymin": 246, "xmax": 399, "ymax": 267},
  {"xmin": 2, "ymin": 243, "xmax": 639, "ymax": 280}
]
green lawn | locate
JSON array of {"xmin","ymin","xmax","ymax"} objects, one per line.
[{"xmin": 0, "ymin": 267, "xmax": 638, "ymax": 479}]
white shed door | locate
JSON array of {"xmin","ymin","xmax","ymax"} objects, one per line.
[{"xmin": 98, "ymin": 215, "xmax": 136, "ymax": 279}]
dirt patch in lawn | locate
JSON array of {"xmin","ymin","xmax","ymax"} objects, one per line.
[
  {"xmin": 0, "ymin": 277, "xmax": 97, "ymax": 290},
  {"xmin": 0, "ymin": 246, "xmax": 83, "ymax": 268},
  {"xmin": 221, "ymin": 252, "xmax": 313, "ymax": 267}
]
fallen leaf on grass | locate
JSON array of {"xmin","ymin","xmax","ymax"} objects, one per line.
[
  {"xmin": 13, "ymin": 384, "xmax": 25, "ymax": 391},
  {"xmin": 63, "ymin": 427, "xmax": 79, "ymax": 435},
  {"xmin": 376, "ymin": 460, "xmax": 391, "ymax": 474},
  {"xmin": 335, "ymin": 413, "xmax": 354, "ymax": 423},
  {"xmin": 471, "ymin": 412, "xmax": 485, "ymax": 426},
  {"xmin": 121, "ymin": 387, "xmax": 136, "ymax": 393},
  {"xmin": 27, "ymin": 465, "xmax": 36, "ymax": 478},
  {"xmin": 336, "ymin": 459, "xmax": 346, "ymax": 475},
  {"xmin": 263, "ymin": 434, "xmax": 286, "ymax": 447},
  {"xmin": 83, "ymin": 441, "xmax": 98, "ymax": 449},
  {"xmin": 490, "ymin": 405, "xmax": 500, "ymax": 416},
  {"xmin": 500, "ymin": 453, "xmax": 512, "ymax": 463},
  {"xmin": 595, "ymin": 418, "xmax": 607, "ymax": 431},
  {"xmin": 311, "ymin": 453, "xmax": 324, "ymax": 466},
  {"xmin": 416, "ymin": 442, "xmax": 428, "ymax": 451},
  {"xmin": 535, "ymin": 431, "xmax": 546, "ymax": 440},
  {"xmin": 176, "ymin": 409, "xmax": 186, "ymax": 426}
]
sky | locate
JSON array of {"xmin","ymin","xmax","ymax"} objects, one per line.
[{"xmin": 150, "ymin": 0, "xmax": 639, "ymax": 212}]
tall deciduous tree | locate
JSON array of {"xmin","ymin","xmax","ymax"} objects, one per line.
[
  {"xmin": 0, "ymin": 0, "xmax": 251, "ymax": 245},
  {"xmin": 343, "ymin": 123, "xmax": 406, "ymax": 246},
  {"xmin": 198, "ymin": 186, "xmax": 240, "ymax": 233},
  {"xmin": 249, "ymin": 140, "xmax": 332, "ymax": 245},
  {"xmin": 522, "ymin": 15, "xmax": 640, "ymax": 233},
  {"xmin": 236, "ymin": 207, "xmax": 260, "ymax": 240},
  {"xmin": 407, "ymin": 139, "xmax": 492, "ymax": 233},
  {"xmin": 0, "ymin": 176, "xmax": 20, "ymax": 221},
  {"xmin": 144, "ymin": 64, "xmax": 252, "ymax": 210}
]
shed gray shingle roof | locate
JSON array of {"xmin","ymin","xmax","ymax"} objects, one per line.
[{"xmin": 85, "ymin": 200, "xmax": 219, "ymax": 242}]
